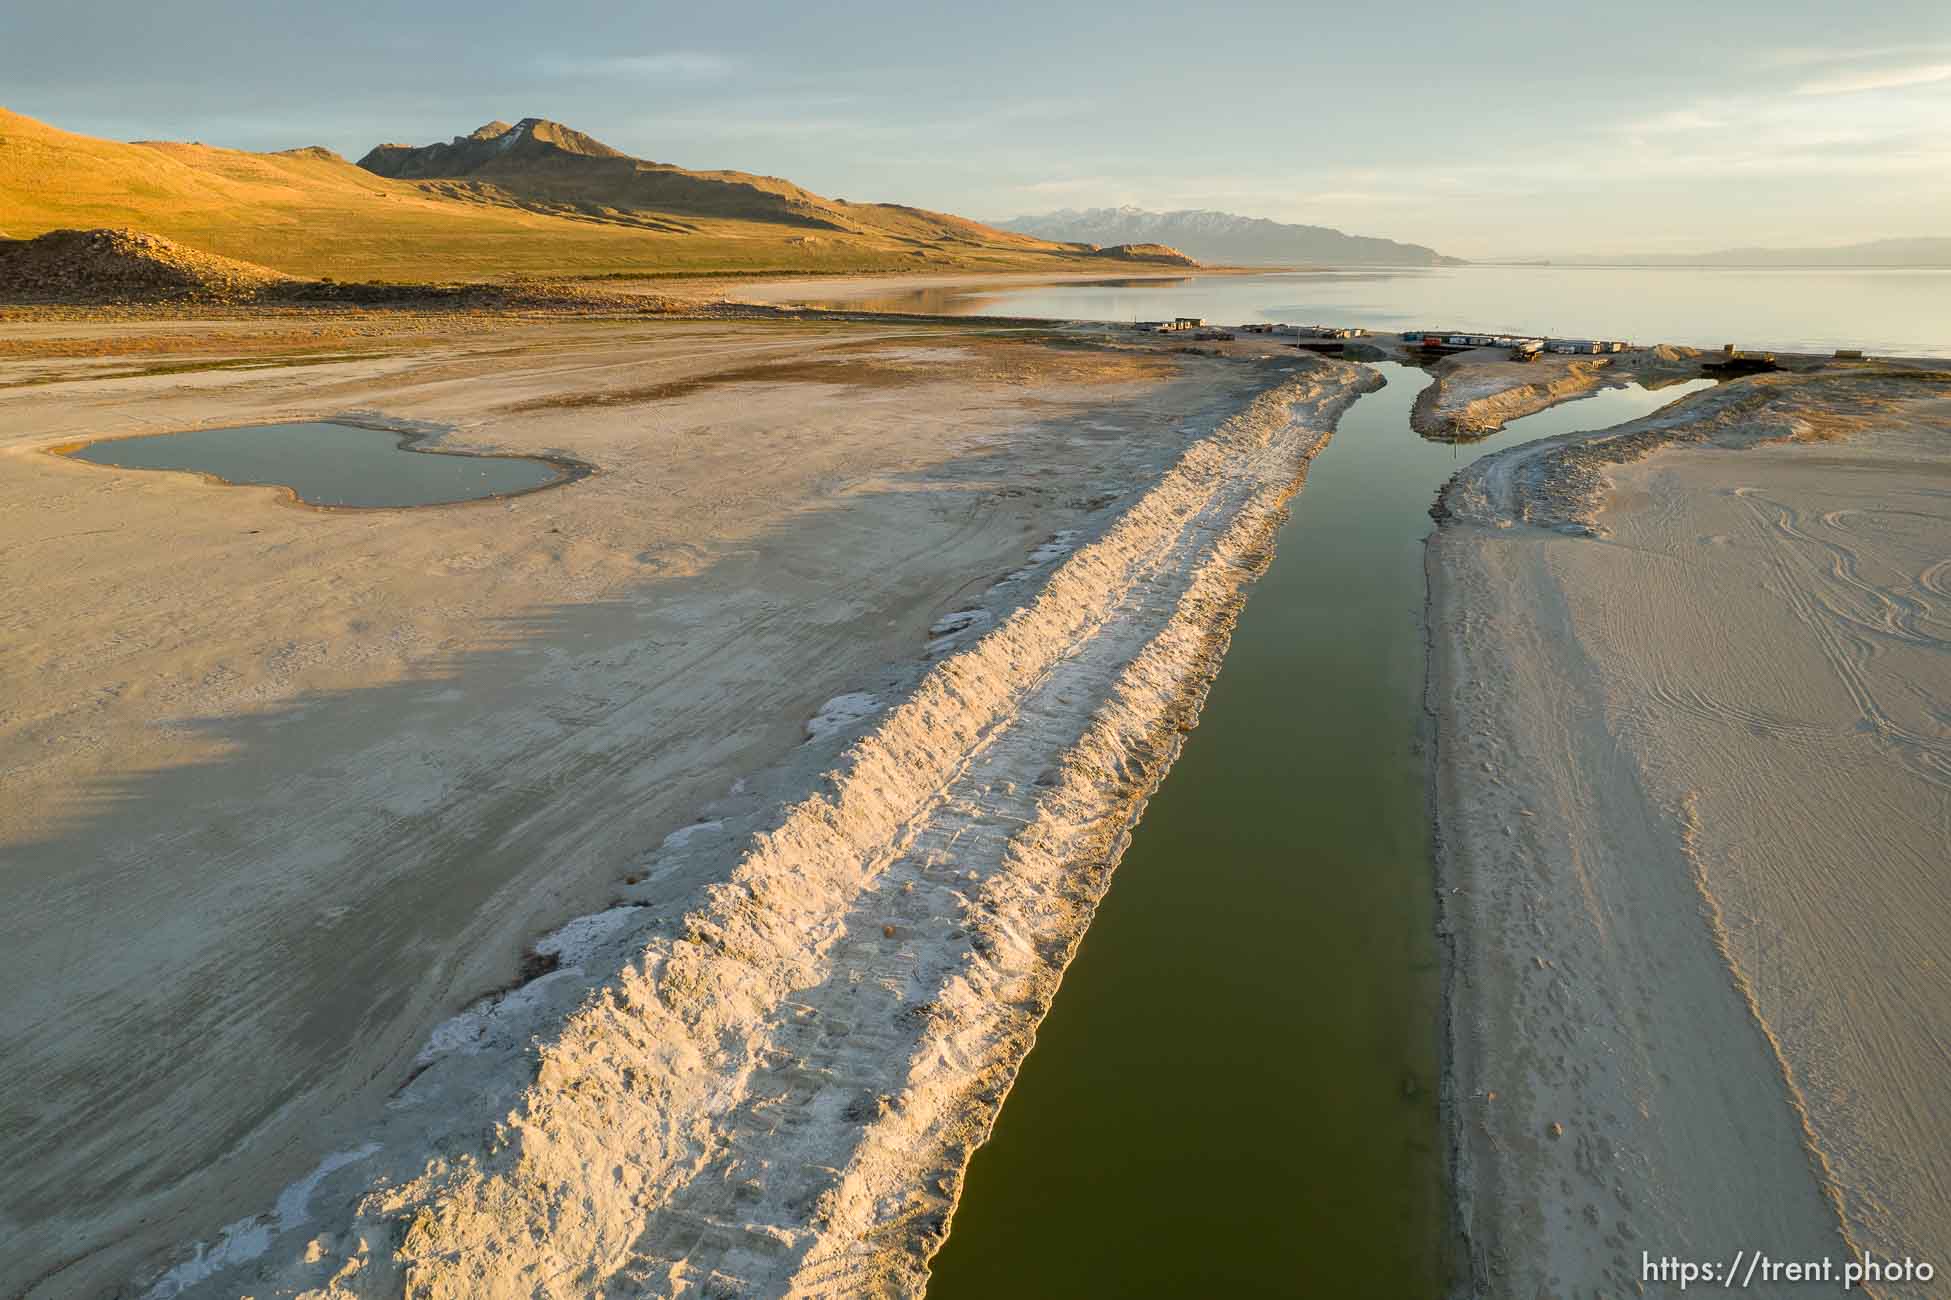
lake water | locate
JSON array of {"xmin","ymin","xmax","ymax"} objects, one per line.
[
  {"xmin": 923, "ymin": 366, "xmax": 1717, "ymax": 1298},
  {"xmin": 62, "ymin": 421, "xmax": 572, "ymax": 508},
  {"xmin": 800, "ymin": 266, "xmax": 1951, "ymax": 358}
]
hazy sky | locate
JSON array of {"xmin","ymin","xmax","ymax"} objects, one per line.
[{"xmin": 4, "ymin": 0, "xmax": 1947, "ymax": 258}]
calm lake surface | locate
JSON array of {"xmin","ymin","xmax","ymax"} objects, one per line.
[
  {"xmin": 924, "ymin": 366, "xmax": 1717, "ymax": 1298},
  {"xmin": 64, "ymin": 421, "xmax": 569, "ymax": 507},
  {"xmin": 801, "ymin": 265, "xmax": 1951, "ymax": 358}
]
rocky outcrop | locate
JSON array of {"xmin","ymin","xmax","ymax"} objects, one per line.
[
  {"xmin": 274, "ymin": 146, "xmax": 349, "ymax": 163},
  {"xmin": 1087, "ymin": 241, "xmax": 1199, "ymax": 267},
  {"xmin": 356, "ymin": 118, "xmax": 628, "ymax": 179}
]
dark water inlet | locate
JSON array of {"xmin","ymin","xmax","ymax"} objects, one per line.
[
  {"xmin": 59, "ymin": 421, "xmax": 578, "ymax": 507},
  {"xmin": 924, "ymin": 365, "xmax": 1716, "ymax": 1297}
]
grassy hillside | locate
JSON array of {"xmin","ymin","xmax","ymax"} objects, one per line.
[{"xmin": 0, "ymin": 109, "xmax": 1178, "ymax": 281}]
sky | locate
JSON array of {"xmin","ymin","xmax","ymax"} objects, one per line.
[{"xmin": 4, "ymin": 0, "xmax": 1948, "ymax": 259}]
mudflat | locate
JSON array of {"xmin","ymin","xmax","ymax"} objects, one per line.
[
  {"xmin": 1430, "ymin": 367, "xmax": 1951, "ymax": 1297},
  {"xmin": 0, "ymin": 316, "xmax": 1310, "ymax": 1296}
]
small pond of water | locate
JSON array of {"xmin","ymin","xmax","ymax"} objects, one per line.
[{"xmin": 61, "ymin": 421, "xmax": 574, "ymax": 508}]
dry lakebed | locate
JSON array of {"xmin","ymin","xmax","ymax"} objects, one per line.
[{"xmin": 1, "ymin": 310, "xmax": 1946, "ymax": 1299}]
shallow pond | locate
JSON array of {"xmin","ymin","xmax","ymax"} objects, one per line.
[
  {"xmin": 923, "ymin": 366, "xmax": 1716, "ymax": 1297},
  {"xmin": 61, "ymin": 421, "xmax": 574, "ymax": 507}
]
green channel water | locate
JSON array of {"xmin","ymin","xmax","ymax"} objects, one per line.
[
  {"xmin": 924, "ymin": 364, "xmax": 1715, "ymax": 1297},
  {"xmin": 63, "ymin": 421, "xmax": 572, "ymax": 507}
]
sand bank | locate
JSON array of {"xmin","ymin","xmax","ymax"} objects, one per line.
[
  {"xmin": 0, "ymin": 315, "xmax": 1364, "ymax": 1296},
  {"xmin": 1409, "ymin": 345, "xmax": 1704, "ymax": 440},
  {"xmin": 1430, "ymin": 364, "xmax": 1951, "ymax": 1296}
]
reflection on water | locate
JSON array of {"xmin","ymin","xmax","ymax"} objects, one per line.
[
  {"xmin": 1638, "ymin": 370, "xmax": 1711, "ymax": 390},
  {"xmin": 803, "ymin": 287, "xmax": 996, "ymax": 315},
  {"xmin": 1080, "ymin": 276, "xmax": 1197, "ymax": 290},
  {"xmin": 794, "ymin": 277, "xmax": 1191, "ymax": 317},
  {"xmin": 61, "ymin": 421, "xmax": 577, "ymax": 508},
  {"xmin": 799, "ymin": 266, "xmax": 1950, "ymax": 357},
  {"xmin": 924, "ymin": 366, "xmax": 1716, "ymax": 1299}
]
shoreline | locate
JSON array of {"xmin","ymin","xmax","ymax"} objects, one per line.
[
  {"xmin": 187, "ymin": 360, "xmax": 1378, "ymax": 1298},
  {"xmin": 1427, "ymin": 362, "xmax": 1951, "ymax": 1296},
  {"xmin": 0, "ymin": 312, "xmax": 1377, "ymax": 1297},
  {"xmin": 2, "ymin": 319, "xmax": 1276, "ymax": 1298},
  {"xmin": 12, "ymin": 297, "xmax": 1946, "ymax": 1296},
  {"xmin": 1408, "ymin": 346, "xmax": 1707, "ymax": 441}
]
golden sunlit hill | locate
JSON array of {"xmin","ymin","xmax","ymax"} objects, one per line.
[{"xmin": 0, "ymin": 108, "xmax": 1196, "ymax": 284}]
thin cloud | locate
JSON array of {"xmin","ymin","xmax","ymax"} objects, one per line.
[
  {"xmin": 629, "ymin": 95, "xmax": 1097, "ymax": 151},
  {"xmin": 1755, "ymin": 42, "xmax": 1951, "ymax": 69},
  {"xmin": 1302, "ymin": 190, "xmax": 1423, "ymax": 206},
  {"xmin": 1013, "ymin": 176, "xmax": 1117, "ymax": 195},
  {"xmin": 1629, "ymin": 107, "xmax": 1728, "ymax": 133},
  {"xmin": 538, "ymin": 52, "xmax": 740, "ymax": 81},
  {"xmin": 1796, "ymin": 61, "xmax": 1951, "ymax": 95},
  {"xmin": 1607, "ymin": 80, "xmax": 1951, "ymax": 181}
]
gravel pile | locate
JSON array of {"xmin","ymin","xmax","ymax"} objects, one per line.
[{"xmin": 0, "ymin": 227, "xmax": 290, "ymax": 302}]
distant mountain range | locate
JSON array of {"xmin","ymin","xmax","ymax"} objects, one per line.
[
  {"xmin": 360, "ymin": 120, "xmax": 1196, "ymax": 265},
  {"xmin": 1545, "ymin": 237, "xmax": 1951, "ymax": 268},
  {"xmin": 0, "ymin": 109, "xmax": 1193, "ymax": 282},
  {"xmin": 1002, "ymin": 206, "xmax": 1462, "ymax": 267}
]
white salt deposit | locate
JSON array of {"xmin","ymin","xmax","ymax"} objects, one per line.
[
  {"xmin": 927, "ymin": 609, "xmax": 991, "ymax": 637},
  {"xmin": 804, "ymin": 691, "xmax": 881, "ymax": 741},
  {"xmin": 140, "ymin": 1144, "xmax": 380, "ymax": 1299},
  {"xmin": 411, "ymin": 967, "xmax": 586, "ymax": 1067},
  {"xmin": 657, "ymin": 819, "xmax": 725, "ymax": 852},
  {"xmin": 533, "ymin": 905, "xmax": 653, "ymax": 965}
]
